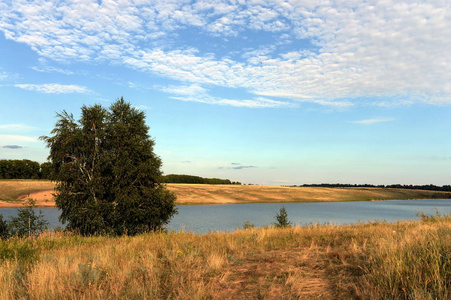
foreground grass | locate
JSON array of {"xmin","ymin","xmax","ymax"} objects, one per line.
[
  {"xmin": 1, "ymin": 180, "xmax": 451, "ymax": 206},
  {"xmin": 1, "ymin": 214, "xmax": 450, "ymax": 299}
]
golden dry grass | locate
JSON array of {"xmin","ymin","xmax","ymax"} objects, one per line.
[
  {"xmin": 170, "ymin": 184, "xmax": 451, "ymax": 205},
  {"xmin": 1, "ymin": 180, "xmax": 451, "ymax": 207},
  {"xmin": 1, "ymin": 214, "xmax": 450, "ymax": 299}
]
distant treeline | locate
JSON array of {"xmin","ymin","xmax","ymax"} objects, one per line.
[
  {"xmin": 297, "ymin": 183, "xmax": 451, "ymax": 192},
  {"xmin": 0, "ymin": 160, "xmax": 240, "ymax": 185},
  {"xmin": 162, "ymin": 174, "xmax": 241, "ymax": 185},
  {"xmin": 0, "ymin": 159, "xmax": 51, "ymax": 179}
]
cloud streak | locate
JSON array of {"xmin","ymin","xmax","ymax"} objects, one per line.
[
  {"xmin": 14, "ymin": 83, "xmax": 91, "ymax": 94},
  {"xmin": 0, "ymin": 135, "xmax": 38, "ymax": 143},
  {"xmin": 2, "ymin": 145, "xmax": 23, "ymax": 149},
  {"xmin": 219, "ymin": 163, "xmax": 258, "ymax": 170},
  {"xmin": 0, "ymin": 124, "xmax": 36, "ymax": 132},
  {"xmin": 161, "ymin": 84, "xmax": 293, "ymax": 108},
  {"xmin": 351, "ymin": 118, "xmax": 395, "ymax": 125}
]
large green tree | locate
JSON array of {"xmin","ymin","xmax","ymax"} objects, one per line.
[{"xmin": 41, "ymin": 98, "xmax": 177, "ymax": 235}]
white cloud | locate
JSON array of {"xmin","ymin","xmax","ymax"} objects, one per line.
[
  {"xmin": 0, "ymin": 134, "xmax": 38, "ymax": 143},
  {"xmin": 160, "ymin": 84, "xmax": 207, "ymax": 96},
  {"xmin": 313, "ymin": 99, "xmax": 353, "ymax": 108},
  {"xmin": 371, "ymin": 99, "xmax": 415, "ymax": 107},
  {"xmin": 351, "ymin": 118, "xmax": 395, "ymax": 125},
  {"xmin": 1, "ymin": 0, "xmax": 450, "ymax": 106},
  {"xmin": 15, "ymin": 83, "xmax": 91, "ymax": 94},
  {"xmin": 0, "ymin": 71, "xmax": 9, "ymax": 81},
  {"xmin": 170, "ymin": 94, "xmax": 292, "ymax": 108},
  {"xmin": 216, "ymin": 97, "xmax": 293, "ymax": 108},
  {"xmin": 0, "ymin": 124, "xmax": 36, "ymax": 132},
  {"xmin": 0, "ymin": 68, "xmax": 19, "ymax": 82},
  {"xmin": 160, "ymin": 84, "xmax": 293, "ymax": 108},
  {"xmin": 31, "ymin": 65, "xmax": 74, "ymax": 75},
  {"xmin": 253, "ymin": 90, "xmax": 313, "ymax": 100},
  {"xmin": 133, "ymin": 104, "xmax": 152, "ymax": 110}
]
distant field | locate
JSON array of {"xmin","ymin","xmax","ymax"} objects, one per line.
[
  {"xmin": 170, "ymin": 184, "xmax": 451, "ymax": 204},
  {"xmin": 0, "ymin": 180, "xmax": 55, "ymax": 207},
  {"xmin": 1, "ymin": 180, "xmax": 451, "ymax": 207}
]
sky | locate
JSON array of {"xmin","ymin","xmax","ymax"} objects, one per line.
[{"xmin": 0, "ymin": 0, "xmax": 450, "ymax": 186}]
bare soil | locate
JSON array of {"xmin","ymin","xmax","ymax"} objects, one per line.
[{"xmin": 213, "ymin": 249, "xmax": 333, "ymax": 299}]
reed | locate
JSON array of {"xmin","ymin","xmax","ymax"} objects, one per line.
[{"xmin": 0, "ymin": 213, "xmax": 449, "ymax": 299}]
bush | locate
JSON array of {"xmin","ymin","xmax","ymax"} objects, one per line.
[
  {"xmin": 274, "ymin": 206, "xmax": 292, "ymax": 228},
  {"xmin": 0, "ymin": 214, "xmax": 9, "ymax": 239},
  {"xmin": 8, "ymin": 199, "xmax": 49, "ymax": 238},
  {"xmin": 242, "ymin": 220, "xmax": 255, "ymax": 229}
]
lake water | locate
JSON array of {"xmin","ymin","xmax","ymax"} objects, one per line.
[{"xmin": 1, "ymin": 199, "xmax": 451, "ymax": 233}]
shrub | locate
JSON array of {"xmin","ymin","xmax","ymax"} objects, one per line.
[
  {"xmin": 9, "ymin": 199, "xmax": 49, "ymax": 237},
  {"xmin": 0, "ymin": 214, "xmax": 9, "ymax": 239},
  {"xmin": 242, "ymin": 220, "xmax": 255, "ymax": 229},
  {"xmin": 274, "ymin": 206, "xmax": 292, "ymax": 228}
]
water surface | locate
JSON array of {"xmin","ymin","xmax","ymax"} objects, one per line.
[{"xmin": 1, "ymin": 199, "xmax": 450, "ymax": 234}]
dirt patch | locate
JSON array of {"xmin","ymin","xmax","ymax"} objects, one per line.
[
  {"xmin": 19, "ymin": 190, "xmax": 55, "ymax": 207},
  {"xmin": 0, "ymin": 189, "xmax": 56, "ymax": 208},
  {"xmin": 213, "ymin": 249, "xmax": 333, "ymax": 299}
]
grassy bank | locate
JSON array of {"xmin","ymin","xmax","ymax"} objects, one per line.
[
  {"xmin": 0, "ymin": 213, "xmax": 450, "ymax": 299},
  {"xmin": 1, "ymin": 180, "xmax": 451, "ymax": 207}
]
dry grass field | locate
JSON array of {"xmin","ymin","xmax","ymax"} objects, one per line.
[
  {"xmin": 0, "ymin": 213, "xmax": 450, "ymax": 299},
  {"xmin": 169, "ymin": 184, "xmax": 451, "ymax": 205},
  {"xmin": 1, "ymin": 180, "xmax": 451, "ymax": 207}
]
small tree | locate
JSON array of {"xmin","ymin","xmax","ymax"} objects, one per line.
[
  {"xmin": 9, "ymin": 199, "xmax": 49, "ymax": 237},
  {"xmin": 41, "ymin": 98, "xmax": 177, "ymax": 235},
  {"xmin": 274, "ymin": 206, "xmax": 292, "ymax": 228},
  {"xmin": 0, "ymin": 214, "xmax": 9, "ymax": 239}
]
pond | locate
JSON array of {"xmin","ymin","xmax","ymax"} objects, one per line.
[{"xmin": 1, "ymin": 199, "xmax": 451, "ymax": 234}]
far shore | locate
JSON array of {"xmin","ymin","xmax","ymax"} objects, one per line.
[{"xmin": 1, "ymin": 180, "xmax": 451, "ymax": 208}]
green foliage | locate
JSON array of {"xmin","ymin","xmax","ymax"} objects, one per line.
[
  {"xmin": 39, "ymin": 162, "xmax": 52, "ymax": 179},
  {"xmin": 8, "ymin": 199, "xmax": 49, "ymax": 237},
  {"xmin": 41, "ymin": 98, "xmax": 177, "ymax": 236},
  {"xmin": 242, "ymin": 220, "xmax": 255, "ymax": 229},
  {"xmin": 0, "ymin": 239, "xmax": 37, "ymax": 262},
  {"xmin": 0, "ymin": 214, "xmax": 9, "ymax": 239},
  {"xmin": 0, "ymin": 159, "xmax": 44, "ymax": 179},
  {"xmin": 274, "ymin": 206, "xmax": 292, "ymax": 228}
]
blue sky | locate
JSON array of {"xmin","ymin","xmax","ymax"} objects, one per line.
[{"xmin": 0, "ymin": 0, "xmax": 450, "ymax": 185}]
